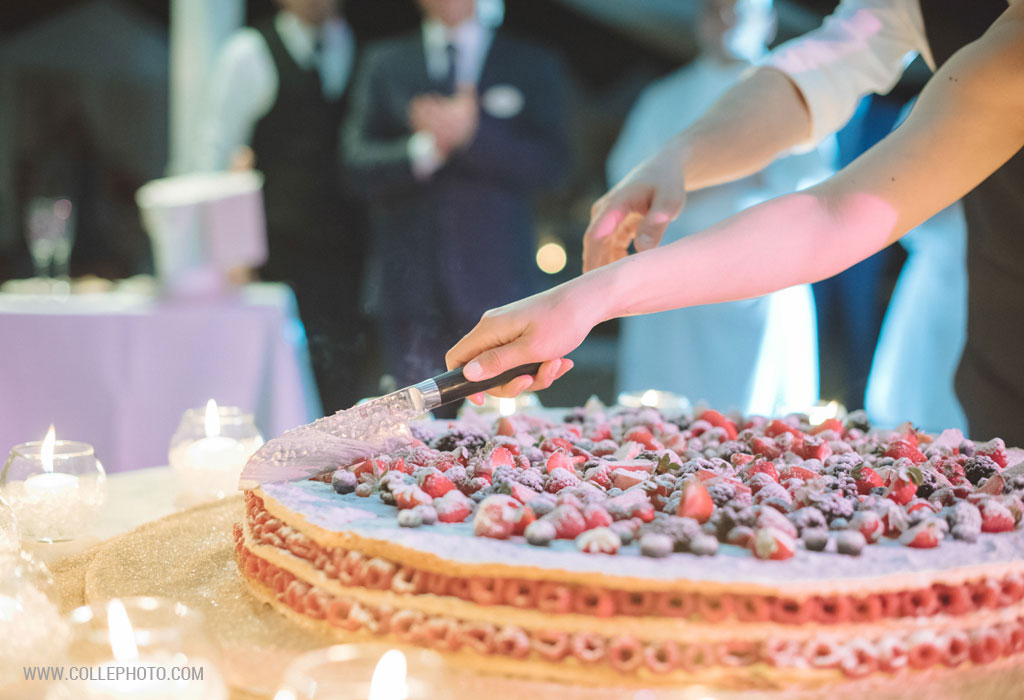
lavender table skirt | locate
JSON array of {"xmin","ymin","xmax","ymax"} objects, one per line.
[{"xmin": 0, "ymin": 283, "xmax": 320, "ymax": 473}]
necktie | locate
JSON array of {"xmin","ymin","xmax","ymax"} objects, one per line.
[{"xmin": 442, "ymin": 42, "xmax": 457, "ymax": 95}]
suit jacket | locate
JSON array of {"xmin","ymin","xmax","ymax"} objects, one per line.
[{"xmin": 342, "ymin": 30, "xmax": 569, "ymax": 326}]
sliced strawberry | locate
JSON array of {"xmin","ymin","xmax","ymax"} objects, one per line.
[
  {"xmin": 751, "ymin": 437, "xmax": 782, "ymax": 460},
  {"xmin": 393, "ymin": 484, "xmax": 433, "ymax": 510},
  {"xmin": 854, "ymin": 466, "xmax": 884, "ymax": 495},
  {"xmin": 797, "ymin": 437, "xmax": 832, "ymax": 462},
  {"xmin": 699, "ymin": 409, "xmax": 738, "ymax": 440},
  {"xmin": 978, "ymin": 473, "xmax": 1006, "ymax": 496},
  {"xmin": 850, "ymin": 510, "xmax": 883, "ymax": 543},
  {"xmin": 473, "ymin": 495, "xmax": 523, "ymax": 539},
  {"xmin": 751, "ymin": 527, "xmax": 796, "ymax": 560},
  {"xmin": 976, "ymin": 438, "xmax": 1009, "ymax": 469},
  {"xmin": 419, "ymin": 473, "xmax": 456, "ymax": 499},
  {"xmin": 731, "ymin": 453, "xmax": 756, "ymax": 468},
  {"xmin": 887, "ymin": 478, "xmax": 918, "ymax": 506},
  {"xmin": 980, "ymin": 500, "xmax": 1016, "ymax": 533},
  {"xmin": 545, "ymin": 451, "xmax": 575, "ymax": 474},
  {"xmin": 764, "ymin": 419, "xmax": 802, "ymax": 439},
  {"xmin": 905, "ymin": 498, "xmax": 939, "ymax": 514},
  {"xmin": 884, "ymin": 440, "xmax": 927, "ymax": 465},
  {"xmin": 780, "ymin": 465, "xmax": 819, "ymax": 482},
  {"xmin": 545, "ymin": 505, "xmax": 587, "ymax": 540},
  {"xmin": 678, "ymin": 480, "xmax": 714, "ymax": 524},
  {"xmin": 624, "ymin": 426, "xmax": 663, "ymax": 451},
  {"xmin": 611, "ymin": 469, "xmax": 649, "ymax": 490},
  {"xmin": 583, "ymin": 465, "xmax": 611, "ymax": 489},
  {"xmin": 434, "ymin": 490, "xmax": 473, "ymax": 523},
  {"xmin": 810, "ymin": 418, "xmax": 843, "ymax": 436},
  {"xmin": 488, "ymin": 446, "xmax": 515, "ymax": 467},
  {"xmin": 540, "ymin": 437, "xmax": 575, "ymax": 454},
  {"xmin": 505, "ymin": 481, "xmax": 540, "ymax": 504},
  {"xmin": 745, "ymin": 459, "xmax": 779, "ymax": 483},
  {"xmin": 899, "ymin": 520, "xmax": 942, "ymax": 549}
]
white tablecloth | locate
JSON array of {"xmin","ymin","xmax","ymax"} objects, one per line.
[{"xmin": 0, "ymin": 283, "xmax": 320, "ymax": 473}]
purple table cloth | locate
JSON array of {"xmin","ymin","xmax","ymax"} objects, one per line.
[{"xmin": 0, "ymin": 283, "xmax": 320, "ymax": 473}]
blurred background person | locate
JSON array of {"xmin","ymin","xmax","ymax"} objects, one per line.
[
  {"xmin": 608, "ymin": 0, "xmax": 831, "ymax": 415},
  {"xmin": 201, "ymin": 0, "xmax": 367, "ymax": 413},
  {"xmin": 343, "ymin": 0, "xmax": 569, "ymax": 407}
]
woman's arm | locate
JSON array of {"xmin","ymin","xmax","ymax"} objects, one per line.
[{"xmin": 448, "ymin": 6, "xmax": 1024, "ymax": 394}]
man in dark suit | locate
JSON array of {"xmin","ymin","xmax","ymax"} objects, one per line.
[{"xmin": 343, "ymin": 0, "xmax": 569, "ymax": 393}]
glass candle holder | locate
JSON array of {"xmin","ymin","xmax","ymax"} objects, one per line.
[
  {"xmin": 0, "ymin": 551, "xmax": 69, "ymax": 678},
  {"xmin": 0, "ymin": 493, "xmax": 20, "ymax": 554},
  {"xmin": 274, "ymin": 644, "xmax": 446, "ymax": 700},
  {"xmin": 48, "ymin": 596, "xmax": 228, "ymax": 700},
  {"xmin": 1, "ymin": 438, "xmax": 106, "ymax": 542},
  {"xmin": 168, "ymin": 401, "xmax": 263, "ymax": 505}
]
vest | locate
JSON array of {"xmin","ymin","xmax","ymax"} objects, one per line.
[
  {"xmin": 251, "ymin": 21, "xmax": 351, "ymax": 276},
  {"xmin": 919, "ymin": 0, "xmax": 1024, "ymax": 443}
]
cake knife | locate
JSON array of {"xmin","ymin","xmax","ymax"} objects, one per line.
[{"xmin": 238, "ymin": 362, "xmax": 542, "ymax": 489}]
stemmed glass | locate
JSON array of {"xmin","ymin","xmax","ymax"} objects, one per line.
[{"xmin": 25, "ymin": 196, "xmax": 76, "ymax": 281}]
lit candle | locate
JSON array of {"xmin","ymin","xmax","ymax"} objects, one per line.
[
  {"xmin": 23, "ymin": 425, "xmax": 79, "ymax": 499},
  {"xmin": 183, "ymin": 400, "xmax": 246, "ymax": 479},
  {"xmin": 368, "ymin": 650, "xmax": 408, "ymax": 700}
]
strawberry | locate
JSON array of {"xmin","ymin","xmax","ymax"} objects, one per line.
[
  {"xmin": 780, "ymin": 465, "xmax": 819, "ymax": 482},
  {"xmin": 545, "ymin": 466, "xmax": 581, "ymax": 494},
  {"xmin": 745, "ymin": 459, "xmax": 779, "ymax": 483},
  {"xmin": 496, "ymin": 417, "xmax": 516, "ymax": 437},
  {"xmin": 885, "ymin": 462, "xmax": 924, "ymax": 506},
  {"xmin": 419, "ymin": 473, "xmax": 456, "ymax": 499},
  {"xmin": 583, "ymin": 504, "xmax": 613, "ymax": 530},
  {"xmin": 731, "ymin": 453, "xmax": 756, "ymax": 469},
  {"xmin": 976, "ymin": 438, "xmax": 1009, "ymax": 469},
  {"xmin": 853, "ymin": 465, "xmax": 884, "ymax": 495},
  {"xmin": 751, "ymin": 437, "xmax": 782, "ymax": 460},
  {"xmin": 434, "ymin": 490, "xmax": 473, "ymax": 523},
  {"xmin": 905, "ymin": 498, "xmax": 939, "ymax": 515},
  {"xmin": 511, "ymin": 506, "xmax": 536, "ymax": 536},
  {"xmin": 699, "ymin": 409, "xmax": 738, "ymax": 440},
  {"xmin": 611, "ymin": 468, "xmax": 649, "ymax": 490},
  {"xmin": 504, "ymin": 481, "xmax": 540, "ymax": 505},
  {"xmin": 583, "ymin": 465, "xmax": 611, "ymax": 489},
  {"xmin": 764, "ymin": 419, "xmax": 801, "ymax": 439},
  {"xmin": 540, "ymin": 437, "xmax": 575, "ymax": 454},
  {"xmin": 474, "ymin": 495, "xmax": 524, "ymax": 539},
  {"xmin": 677, "ymin": 479, "xmax": 714, "ymax": 523},
  {"xmin": 899, "ymin": 520, "xmax": 944, "ymax": 549},
  {"xmin": 624, "ymin": 426, "xmax": 663, "ymax": 451},
  {"xmin": 810, "ymin": 418, "xmax": 843, "ymax": 436},
  {"xmin": 545, "ymin": 505, "xmax": 587, "ymax": 539},
  {"xmin": 586, "ymin": 425, "xmax": 612, "ymax": 442},
  {"xmin": 545, "ymin": 451, "xmax": 575, "ymax": 474},
  {"xmin": 393, "ymin": 484, "xmax": 433, "ymax": 510},
  {"xmin": 978, "ymin": 473, "xmax": 1006, "ymax": 495},
  {"xmin": 488, "ymin": 447, "xmax": 515, "ymax": 468},
  {"xmin": 751, "ymin": 527, "xmax": 796, "ymax": 560},
  {"xmin": 884, "ymin": 440, "xmax": 927, "ymax": 465},
  {"xmin": 980, "ymin": 500, "xmax": 1016, "ymax": 533},
  {"xmin": 850, "ymin": 510, "xmax": 883, "ymax": 543},
  {"xmin": 797, "ymin": 437, "xmax": 832, "ymax": 462}
]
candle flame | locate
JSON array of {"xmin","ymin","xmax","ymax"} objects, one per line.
[
  {"xmin": 498, "ymin": 398, "xmax": 516, "ymax": 416},
  {"xmin": 368, "ymin": 649, "xmax": 408, "ymax": 700},
  {"xmin": 640, "ymin": 389, "xmax": 659, "ymax": 408},
  {"xmin": 106, "ymin": 599, "xmax": 139, "ymax": 662},
  {"xmin": 41, "ymin": 425, "xmax": 55, "ymax": 473},
  {"xmin": 808, "ymin": 400, "xmax": 841, "ymax": 426},
  {"xmin": 204, "ymin": 399, "xmax": 221, "ymax": 438}
]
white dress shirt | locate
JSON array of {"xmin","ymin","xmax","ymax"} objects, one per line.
[
  {"xmin": 408, "ymin": 18, "xmax": 495, "ymax": 179},
  {"xmin": 200, "ymin": 11, "xmax": 355, "ymax": 171}
]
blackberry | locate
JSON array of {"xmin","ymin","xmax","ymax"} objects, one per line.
[
  {"xmin": 801, "ymin": 528, "xmax": 829, "ymax": 552},
  {"xmin": 562, "ymin": 407, "xmax": 587, "ymax": 424},
  {"xmin": 331, "ymin": 469, "xmax": 357, "ymax": 495},
  {"xmin": 491, "ymin": 466, "xmax": 519, "ymax": 488},
  {"xmin": 679, "ymin": 458, "xmax": 715, "ymax": 478},
  {"xmin": 707, "ymin": 481, "xmax": 736, "ymax": 508},
  {"xmin": 431, "ymin": 426, "xmax": 488, "ymax": 453},
  {"xmin": 646, "ymin": 516, "xmax": 702, "ymax": 551},
  {"xmin": 915, "ymin": 468, "xmax": 943, "ymax": 499},
  {"xmin": 929, "ymin": 487, "xmax": 956, "ymax": 508},
  {"xmin": 1006, "ymin": 474, "xmax": 1024, "ymax": 497},
  {"xmin": 789, "ymin": 506, "xmax": 827, "ymax": 533},
  {"xmin": 964, "ymin": 456, "xmax": 999, "ymax": 486},
  {"xmin": 815, "ymin": 493, "xmax": 855, "ymax": 522}
]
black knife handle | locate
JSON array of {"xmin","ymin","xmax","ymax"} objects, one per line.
[{"xmin": 433, "ymin": 362, "xmax": 544, "ymax": 406}]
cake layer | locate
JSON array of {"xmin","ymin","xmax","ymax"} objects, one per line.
[
  {"xmin": 255, "ymin": 480, "xmax": 1024, "ymax": 595},
  {"xmin": 234, "ymin": 523, "xmax": 1024, "ymax": 687}
]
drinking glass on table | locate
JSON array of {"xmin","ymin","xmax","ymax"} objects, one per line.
[{"xmin": 25, "ymin": 196, "xmax": 76, "ymax": 280}]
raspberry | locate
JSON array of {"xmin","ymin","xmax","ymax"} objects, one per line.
[
  {"xmin": 964, "ymin": 456, "xmax": 1000, "ymax": 486},
  {"xmin": 545, "ymin": 466, "xmax": 581, "ymax": 494}
]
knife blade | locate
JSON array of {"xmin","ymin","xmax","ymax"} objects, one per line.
[{"xmin": 238, "ymin": 362, "xmax": 542, "ymax": 489}]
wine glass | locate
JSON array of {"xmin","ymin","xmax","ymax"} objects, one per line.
[{"xmin": 25, "ymin": 197, "xmax": 76, "ymax": 281}]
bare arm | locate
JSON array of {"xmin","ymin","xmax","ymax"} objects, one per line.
[{"xmin": 448, "ymin": 6, "xmax": 1024, "ymax": 391}]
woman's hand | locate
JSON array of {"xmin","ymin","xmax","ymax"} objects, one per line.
[
  {"xmin": 583, "ymin": 143, "xmax": 687, "ymax": 273},
  {"xmin": 445, "ymin": 284, "xmax": 605, "ymax": 399}
]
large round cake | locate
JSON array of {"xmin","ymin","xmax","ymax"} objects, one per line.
[{"xmin": 235, "ymin": 403, "xmax": 1024, "ymax": 689}]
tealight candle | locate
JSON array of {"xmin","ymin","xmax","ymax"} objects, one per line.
[
  {"xmin": 1, "ymin": 426, "xmax": 106, "ymax": 542},
  {"xmin": 275, "ymin": 644, "xmax": 445, "ymax": 700},
  {"xmin": 169, "ymin": 400, "xmax": 262, "ymax": 504}
]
